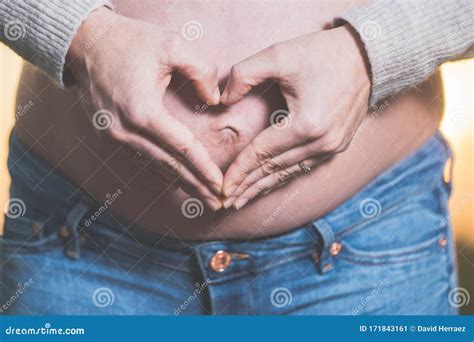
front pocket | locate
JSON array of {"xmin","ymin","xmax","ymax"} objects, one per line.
[
  {"xmin": 1, "ymin": 211, "xmax": 61, "ymax": 253},
  {"xmin": 333, "ymin": 188, "xmax": 449, "ymax": 266},
  {"xmin": 337, "ymin": 233, "xmax": 447, "ymax": 265}
]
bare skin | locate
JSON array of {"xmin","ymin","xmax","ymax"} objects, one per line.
[{"xmin": 14, "ymin": 0, "xmax": 443, "ymax": 240}]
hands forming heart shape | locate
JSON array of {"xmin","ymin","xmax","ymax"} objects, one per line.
[{"xmin": 68, "ymin": 8, "xmax": 371, "ymax": 211}]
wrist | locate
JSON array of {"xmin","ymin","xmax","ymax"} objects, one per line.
[
  {"xmin": 337, "ymin": 24, "xmax": 371, "ymax": 90},
  {"xmin": 66, "ymin": 6, "xmax": 118, "ymax": 81}
]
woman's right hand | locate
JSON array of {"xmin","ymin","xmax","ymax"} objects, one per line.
[{"xmin": 66, "ymin": 8, "xmax": 224, "ymax": 210}]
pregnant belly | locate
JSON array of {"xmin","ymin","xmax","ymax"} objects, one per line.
[
  {"xmin": 13, "ymin": 0, "xmax": 443, "ymax": 239},
  {"xmin": 163, "ymin": 74, "xmax": 284, "ymax": 170}
]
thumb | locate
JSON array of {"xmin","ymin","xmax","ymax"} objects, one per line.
[
  {"xmin": 178, "ymin": 63, "xmax": 220, "ymax": 106},
  {"xmin": 221, "ymin": 46, "xmax": 281, "ymax": 105},
  {"xmin": 169, "ymin": 43, "xmax": 220, "ymax": 105}
]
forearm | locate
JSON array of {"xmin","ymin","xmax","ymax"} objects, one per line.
[
  {"xmin": 0, "ymin": 0, "xmax": 109, "ymax": 86},
  {"xmin": 338, "ymin": 0, "xmax": 474, "ymax": 107}
]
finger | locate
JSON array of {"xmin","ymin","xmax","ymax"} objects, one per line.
[
  {"xmin": 130, "ymin": 134, "xmax": 222, "ymax": 210},
  {"xmin": 149, "ymin": 114, "xmax": 224, "ymax": 195},
  {"xmin": 124, "ymin": 105, "xmax": 224, "ymax": 196},
  {"xmin": 222, "ymin": 123, "xmax": 309, "ymax": 197},
  {"xmin": 226, "ymin": 141, "xmax": 333, "ymax": 200},
  {"xmin": 170, "ymin": 43, "xmax": 220, "ymax": 105},
  {"xmin": 123, "ymin": 144, "xmax": 177, "ymax": 185},
  {"xmin": 221, "ymin": 45, "xmax": 281, "ymax": 105},
  {"xmin": 232, "ymin": 158, "xmax": 320, "ymax": 210},
  {"xmin": 109, "ymin": 124, "xmax": 222, "ymax": 210}
]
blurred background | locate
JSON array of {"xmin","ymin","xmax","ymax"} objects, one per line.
[{"xmin": 1, "ymin": 46, "xmax": 473, "ymax": 314}]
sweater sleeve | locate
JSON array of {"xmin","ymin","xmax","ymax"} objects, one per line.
[
  {"xmin": 0, "ymin": 0, "xmax": 110, "ymax": 87},
  {"xmin": 337, "ymin": 0, "xmax": 474, "ymax": 107}
]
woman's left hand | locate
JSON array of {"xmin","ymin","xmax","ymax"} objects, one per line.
[{"xmin": 221, "ymin": 25, "xmax": 372, "ymax": 209}]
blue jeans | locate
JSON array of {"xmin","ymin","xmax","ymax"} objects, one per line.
[{"xmin": 0, "ymin": 131, "xmax": 458, "ymax": 315}]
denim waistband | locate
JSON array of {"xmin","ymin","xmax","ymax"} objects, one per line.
[
  {"xmin": 317, "ymin": 131, "xmax": 453, "ymax": 237},
  {"xmin": 6, "ymin": 130, "xmax": 453, "ymax": 279}
]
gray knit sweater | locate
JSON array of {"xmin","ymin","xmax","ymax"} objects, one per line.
[
  {"xmin": 1, "ymin": 0, "xmax": 473, "ymax": 106},
  {"xmin": 0, "ymin": 0, "xmax": 109, "ymax": 85}
]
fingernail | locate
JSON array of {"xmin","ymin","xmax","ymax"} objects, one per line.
[
  {"xmin": 224, "ymin": 185, "xmax": 237, "ymax": 198},
  {"xmin": 212, "ymin": 183, "xmax": 223, "ymax": 195},
  {"xmin": 220, "ymin": 91, "xmax": 228, "ymax": 105},
  {"xmin": 213, "ymin": 88, "xmax": 220, "ymax": 105},
  {"xmin": 234, "ymin": 197, "xmax": 249, "ymax": 210},
  {"xmin": 209, "ymin": 200, "xmax": 222, "ymax": 212},
  {"xmin": 223, "ymin": 197, "xmax": 236, "ymax": 209}
]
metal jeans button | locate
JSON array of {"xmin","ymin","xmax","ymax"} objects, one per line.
[
  {"xmin": 209, "ymin": 250, "xmax": 232, "ymax": 272},
  {"xmin": 329, "ymin": 242, "xmax": 342, "ymax": 256}
]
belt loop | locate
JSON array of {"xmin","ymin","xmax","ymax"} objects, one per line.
[
  {"xmin": 61, "ymin": 195, "xmax": 95, "ymax": 260},
  {"xmin": 311, "ymin": 219, "xmax": 336, "ymax": 274},
  {"xmin": 437, "ymin": 131, "xmax": 455, "ymax": 192}
]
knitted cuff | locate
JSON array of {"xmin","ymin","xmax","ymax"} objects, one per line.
[
  {"xmin": 336, "ymin": 0, "xmax": 474, "ymax": 107},
  {"xmin": 0, "ymin": 0, "xmax": 110, "ymax": 87}
]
